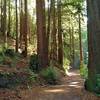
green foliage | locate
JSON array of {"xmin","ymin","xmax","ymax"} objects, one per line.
[
  {"xmin": 0, "ymin": 69, "xmax": 38, "ymax": 88},
  {"xmin": 4, "ymin": 49, "xmax": 15, "ymax": 57},
  {"xmin": 80, "ymin": 63, "xmax": 88, "ymax": 79},
  {"xmin": 85, "ymin": 75, "xmax": 100, "ymax": 96},
  {"xmin": 0, "ymin": 48, "xmax": 22, "ymax": 67},
  {"xmin": 40, "ymin": 67, "xmax": 59, "ymax": 85},
  {"xmin": 0, "ymin": 72, "xmax": 18, "ymax": 88},
  {"xmin": 94, "ymin": 74, "xmax": 100, "ymax": 95},
  {"xmin": 26, "ymin": 68, "xmax": 37, "ymax": 84},
  {"xmin": 63, "ymin": 58, "xmax": 70, "ymax": 70},
  {"xmin": 29, "ymin": 54, "xmax": 39, "ymax": 72}
]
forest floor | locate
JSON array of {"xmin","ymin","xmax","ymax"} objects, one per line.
[{"xmin": 0, "ymin": 69, "xmax": 100, "ymax": 100}]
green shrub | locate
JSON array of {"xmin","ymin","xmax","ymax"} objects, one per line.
[
  {"xmin": 63, "ymin": 58, "xmax": 70, "ymax": 70},
  {"xmin": 94, "ymin": 74, "xmax": 100, "ymax": 95},
  {"xmin": 29, "ymin": 54, "xmax": 39, "ymax": 72},
  {"xmin": 80, "ymin": 62, "xmax": 88, "ymax": 79},
  {"xmin": 40, "ymin": 67, "xmax": 59, "ymax": 85},
  {"xmin": 4, "ymin": 49, "xmax": 15, "ymax": 57},
  {"xmin": 0, "ymin": 70, "xmax": 37, "ymax": 88},
  {"xmin": 26, "ymin": 69, "xmax": 37, "ymax": 83}
]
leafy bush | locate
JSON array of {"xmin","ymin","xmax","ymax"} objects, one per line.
[
  {"xmin": 80, "ymin": 62, "xmax": 88, "ymax": 79},
  {"xmin": 4, "ymin": 49, "xmax": 15, "ymax": 57},
  {"xmin": 63, "ymin": 58, "xmax": 70, "ymax": 70},
  {"xmin": 94, "ymin": 74, "xmax": 100, "ymax": 95},
  {"xmin": 0, "ymin": 52, "xmax": 12, "ymax": 66},
  {"xmin": 26, "ymin": 69, "xmax": 37, "ymax": 83},
  {"xmin": 29, "ymin": 54, "xmax": 39, "ymax": 72},
  {"xmin": 40, "ymin": 67, "xmax": 59, "ymax": 85},
  {"xmin": 0, "ymin": 69, "xmax": 38, "ymax": 88}
]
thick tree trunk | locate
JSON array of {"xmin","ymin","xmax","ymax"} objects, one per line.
[
  {"xmin": 24, "ymin": 0, "xmax": 28, "ymax": 56},
  {"xmin": 86, "ymin": 0, "xmax": 100, "ymax": 93},
  {"xmin": 50, "ymin": 0, "xmax": 57, "ymax": 65},
  {"xmin": 36, "ymin": 0, "xmax": 48, "ymax": 68},
  {"xmin": 46, "ymin": 0, "xmax": 51, "ymax": 65}
]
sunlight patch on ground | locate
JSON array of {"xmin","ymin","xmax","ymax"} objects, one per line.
[
  {"xmin": 70, "ymin": 82, "xmax": 80, "ymax": 85},
  {"xmin": 44, "ymin": 89, "xmax": 64, "ymax": 93},
  {"xmin": 66, "ymin": 71, "xmax": 80, "ymax": 76},
  {"xmin": 68, "ymin": 84, "xmax": 82, "ymax": 88}
]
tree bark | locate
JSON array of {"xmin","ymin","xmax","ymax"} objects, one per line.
[
  {"xmin": 36, "ymin": 0, "xmax": 48, "ymax": 68},
  {"xmin": 86, "ymin": 0, "xmax": 100, "ymax": 93},
  {"xmin": 78, "ymin": 13, "xmax": 83, "ymax": 64},
  {"xmin": 24, "ymin": 0, "xmax": 28, "ymax": 56},
  {"xmin": 15, "ymin": 0, "xmax": 19, "ymax": 52},
  {"xmin": 57, "ymin": 0, "xmax": 63, "ymax": 68}
]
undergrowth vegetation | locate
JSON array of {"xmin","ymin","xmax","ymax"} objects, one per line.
[
  {"xmin": 0, "ymin": 48, "xmax": 23, "ymax": 68},
  {"xmin": 80, "ymin": 62, "xmax": 88, "ymax": 79},
  {"xmin": 0, "ymin": 68, "xmax": 37, "ymax": 88},
  {"xmin": 40, "ymin": 67, "xmax": 60, "ymax": 85},
  {"xmin": 29, "ymin": 54, "xmax": 39, "ymax": 72}
]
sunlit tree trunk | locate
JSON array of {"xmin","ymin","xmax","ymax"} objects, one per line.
[{"xmin": 78, "ymin": 13, "xmax": 83, "ymax": 64}]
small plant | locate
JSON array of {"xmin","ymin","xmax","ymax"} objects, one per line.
[
  {"xmin": 40, "ymin": 67, "xmax": 59, "ymax": 85},
  {"xmin": 26, "ymin": 69, "xmax": 37, "ymax": 83},
  {"xmin": 29, "ymin": 54, "xmax": 39, "ymax": 72},
  {"xmin": 80, "ymin": 62, "xmax": 88, "ymax": 79}
]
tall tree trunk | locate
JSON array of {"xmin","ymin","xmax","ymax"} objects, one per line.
[
  {"xmin": 0, "ymin": 0, "xmax": 3, "ymax": 32},
  {"xmin": 72, "ymin": 26, "xmax": 75, "ymax": 68},
  {"xmin": 3, "ymin": 0, "xmax": 7, "ymax": 48},
  {"xmin": 46, "ymin": 0, "xmax": 51, "ymax": 65},
  {"xmin": 36, "ymin": 0, "xmax": 48, "ymax": 68},
  {"xmin": 15, "ymin": 0, "xmax": 18, "ymax": 52},
  {"xmin": 86, "ymin": 0, "xmax": 100, "ymax": 93},
  {"xmin": 19, "ymin": 0, "xmax": 24, "ymax": 49},
  {"xmin": 50, "ymin": 0, "xmax": 57, "ymax": 65},
  {"xmin": 8, "ymin": 0, "xmax": 11, "ymax": 37},
  {"xmin": 24, "ymin": 0, "xmax": 28, "ymax": 56},
  {"xmin": 69, "ymin": 27, "xmax": 72, "ymax": 63},
  {"xmin": 78, "ymin": 13, "xmax": 83, "ymax": 64},
  {"xmin": 57, "ymin": 0, "xmax": 63, "ymax": 68}
]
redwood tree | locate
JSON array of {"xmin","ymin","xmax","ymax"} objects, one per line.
[
  {"xmin": 86, "ymin": 0, "xmax": 100, "ymax": 93},
  {"xmin": 57, "ymin": 0, "xmax": 63, "ymax": 68},
  {"xmin": 36, "ymin": 0, "xmax": 48, "ymax": 68}
]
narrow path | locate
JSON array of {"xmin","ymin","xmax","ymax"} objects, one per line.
[
  {"xmin": 0, "ymin": 70, "xmax": 99, "ymax": 100},
  {"xmin": 20, "ymin": 70, "xmax": 85, "ymax": 100}
]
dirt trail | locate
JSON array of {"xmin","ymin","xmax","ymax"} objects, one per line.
[
  {"xmin": 19, "ymin": 70, "xmax": 85, "ymax": 100},
  {"xmin": 0, "ymin": 70, "xmax": 99, "ymax": 100}
]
